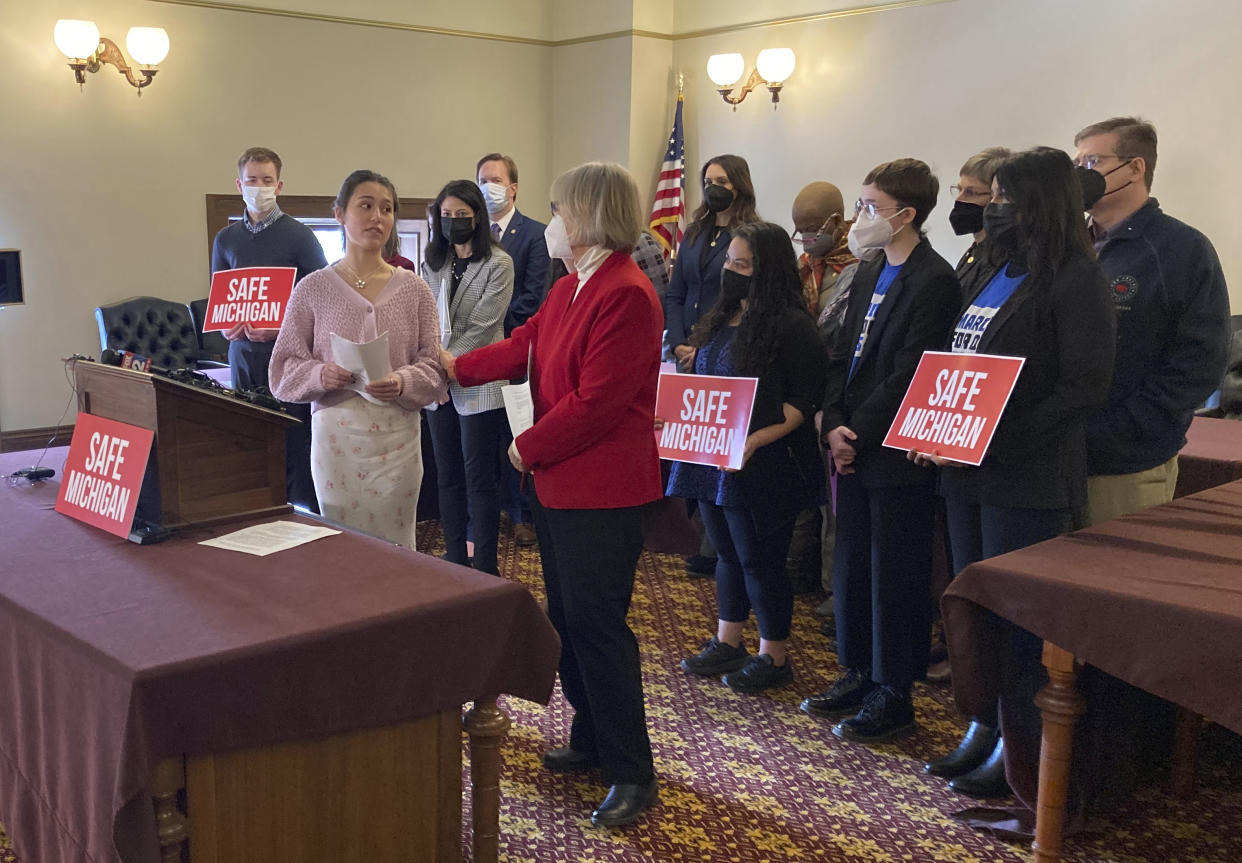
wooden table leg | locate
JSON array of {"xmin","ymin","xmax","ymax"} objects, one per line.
[
  {"xmin": 152, "ymin": 756, "xmax": 189, "ymax": 863},
  {"xmin": 464, "ymin": 698, "xmax": 511, "ymax": 863},
  {"xmin": 1032, "ymin": 642, "xmax": 1084, "ymax": 863},
  {"xmin": 1171, "ymin": 707, "xmax": 1202, "ymax": 797}
]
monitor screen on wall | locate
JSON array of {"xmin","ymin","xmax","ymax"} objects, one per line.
[{"xmin": 0, "ymin": 250, "xmax": 23, "ymax": 305}]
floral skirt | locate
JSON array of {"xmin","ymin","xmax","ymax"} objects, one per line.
[{"xmin": 311, "ymin": 397, "xmax": 422, "ymax": 549}]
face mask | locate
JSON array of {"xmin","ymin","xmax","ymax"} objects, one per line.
[
  {"xmin": 846, "ymin": 209, "xmax": 904, "ymax": 257},
  {"xmin": 442, "ymin": 216, "xmax": 474, "ymax": 245},
  {"xmin": 241, "ymin": 185, "xmax": 277, "ymax": 213},
  {"xmin": 704, "ymin": 184, "xmax": 735, "ymax": 213},
  {"xmin": 948, "ymin": 200, "xmax": 985, "ymax": 236},
  {"xmin": 1075, "ymin": 166, "xmax": 1106, "ymax": 210},
  {"xmin": 544, "ymin": 215, "xmax": 573, "ymax": 262},
  {"xmin": 1095, "ymin": 159, "xmax": 1134, "ymax": 204},
  {"xmin": 799, "ymin": 216, "xmax": 840, "ymax": 257},
  {"xmin": 719, "ymin": 267, "xmax": 752, "ymax": 307},
  {"xmin": 479, "ymin": 182, "xmax": 510, "ymax": 216},
  {"xmin": 983, "ymin": 202, "xmax": 1021, "ymax": 256}
]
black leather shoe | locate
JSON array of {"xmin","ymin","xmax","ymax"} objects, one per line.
[
  {"xmin": 800, "ymin": 667, "xmax": 874, "ymax": 719},
  {"xmin": 832, "ymin": 685, "xmax": 916, "ymax": 743},
  {"xmin": 542, "ymin": 747, "xmax": 596, "ymax": 773},
  {"xmin": 923, "ymin": 721, "xmax": 999, "ymax": 777},
  {"xmin": 590, "ymin": 779, "xmax": 659, "ymax": 827},
  {"xmin": 685, "ymin": 555, "xmax": 717, "ymax": 578},
  {"xmin": 949, "ymin": 737, "xmax": 1011, "ymax": 798}
]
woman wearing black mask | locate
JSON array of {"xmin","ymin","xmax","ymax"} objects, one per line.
[
  {"xmin": 947, "ymin": 147, "xmax": 1011, "ymax": 299},
  {"xmin": 422, "ymin": 180, "xmax": 514, "ymax": 574},
  {"xmin": 913, "ymin": 148, "xmax": 1114, "ymax": 798},
  {"xmin": 665, "ymin": 155, "xmax": 761, "ymax": 577},
  {"xmin": 666, "ymin": 221, "xmax": 826, "ymax": 693},
  {"xmin": 665, "ymin": 155, "xmax": 761, "ymax": 371}
]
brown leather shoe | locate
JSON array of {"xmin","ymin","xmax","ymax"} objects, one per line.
[{"xmin": 514, "ymin": 523, "xmax": 537, "ymax": 547}]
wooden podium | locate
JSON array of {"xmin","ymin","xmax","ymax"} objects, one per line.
[{"xmin": 73, "ymin": 360, "xmax": 298, "ymax": 530}]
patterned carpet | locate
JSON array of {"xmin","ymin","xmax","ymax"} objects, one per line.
[{"xmin": 4, "ymin": 521, "xmax": 1242, "ymax": 862}]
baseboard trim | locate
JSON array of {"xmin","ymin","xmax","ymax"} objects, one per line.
[{"xmin": 0, "ymin": 425, "xmax": 74, "ymax": 454}]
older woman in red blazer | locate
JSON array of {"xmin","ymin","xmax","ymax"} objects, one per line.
[{"xmin": 443, "ymin": 161, "xmax": 664, "ymax": 828}]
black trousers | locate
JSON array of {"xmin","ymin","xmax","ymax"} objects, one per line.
[
  {"xmin": 531, "ymin": 483, "xmax": 654, "ymax": 786},
  {"xmin": 700, "ymin": 501, "xmax": 796, "ymax": 641},
  {"xmin": 832, "ymin": 474, "xmax": 934, "ymax": 690},
  {"xmin": 229, "ymin": 339, "xmax": 318, "ymax": 513},
  {"xmin": 425, "ymin": 399, "xmax": 504, "ymax": 575}
]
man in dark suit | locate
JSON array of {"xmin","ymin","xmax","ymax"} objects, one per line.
[{"xmin": 477, "ymin": 153, "xmax": 550, "ymax": 546}]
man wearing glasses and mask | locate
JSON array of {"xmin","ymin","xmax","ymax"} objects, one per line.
[{"xmin": 1073, "ymin": 116, "xmax": 1230, "ymax": 526}]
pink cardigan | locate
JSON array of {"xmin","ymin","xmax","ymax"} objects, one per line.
[{"xmin": 270, "ymin": 266, "xmax": 447, "ymax": 412}]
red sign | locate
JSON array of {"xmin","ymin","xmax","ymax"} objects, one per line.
[
  {"xmin": 882, "ymin": 351, "xmax": 1025, "ymax": 466},
  {"xmin": 654, "ymin": 372, "xmax": 758, "ymax": 470},
  {"xmin": 55, "ymin": 414, "xmax": 155, "ymax": 537},
  {"xmin": 202, "ymin": 266, "xmax": 297, "ymax": 332}
]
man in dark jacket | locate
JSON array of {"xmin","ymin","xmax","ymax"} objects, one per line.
[{"xmin": 1073, "ymin": 117, "xmax": 1230, "ymax": 524}]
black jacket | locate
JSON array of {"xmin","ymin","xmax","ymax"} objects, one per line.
[
  {"xmin": 1086, "ymin": 199, "xmax": 1231, "ymax": 474},
  {"xmin": 736, "ymin": 307, "xmax": 827, "ymax": 532},
  {"xmin": 822, "ymin": 240, "xmax": 961, "ymax": 488},
  {"xmin": 941, "ymin": 252, "xmax": 1115, "ymax": 510}
]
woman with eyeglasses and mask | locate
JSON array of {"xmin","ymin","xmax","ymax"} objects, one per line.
[
  {"xmin": 913, "ymin": 147, "xmax": 1114, "ymax": 800},
  {"xmin": 442, "ymin": 162, "xmax": 664, "ymax": 828},
  {"xmin": 421, "ymin": 180, "xmax": 515, "ymax": 575},
  {"xmin": 665, "ymin": 154, "xmax": 761, "ymax": 577},
  {"xmin": 802, "ymin": 159, "xmax": 961, "ymax": 744},
  {"xmin": 947, "ymin": 147, "xmax": 1012, "ymax": 300},
  {"xmin": 270, "ymin": 169, "xmax": 446, "ymax": 549},
  {"xmin": 668, "ymin": 221, "xmax": 826, "ymax": 694}
]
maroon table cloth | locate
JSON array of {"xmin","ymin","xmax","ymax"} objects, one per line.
[
  {"xmin": 1177, "ymin": 415, "xmax": 1242, "ymax": 498},
  {"xmin": 0, "ymin": 448, "xmax": 560, "ymax": 863},
  {"xmin": 944, "ymin": 478, "xmax": 1242, "ymax": 747}
]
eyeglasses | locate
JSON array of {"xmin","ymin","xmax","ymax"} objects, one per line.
[
  {"xmin": 1073, "ymin": 153, "xmax": 1129, "ymax": 171},
  {"xmin": 949, "ymin": 184, "xmax": 992, "ymax": 201},
  {"xmin": 792, "ymin": 214, "xmax": 842, "ymax": 245},
  {"xmin": 853, "ymin": 199, "xmax": 903, "ymax": 219}
]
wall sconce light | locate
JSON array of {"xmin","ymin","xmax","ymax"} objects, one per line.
[
  {"xmin": 707, "ymin": 49, "xmax": 796, "ymax": 110},
  {"xmin": 54, "ymin": 19, "xmax": 170, "ymax": 97}
]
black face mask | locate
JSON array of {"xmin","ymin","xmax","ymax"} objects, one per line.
[
  {"xmin": 704, "ymin": 184, "xmax": 735, "ymax": 213},
  {"xmin": 983, "ymin": 202, "xmax": 1021, "ymax": 257},
  {"xmin": 442, "ymin": 216, "xmax": 474, "ymax": 245},
  {"xmin": 1076, "ymin": 166, "xmax": 1107, "ymax": 210},
  {"xmin": 720, "ymin": 267, "xmax": 752, "ymax": 307},
  {"xmin": 948, "ymin": 200, "xmax": 985, "ymax": 236}
]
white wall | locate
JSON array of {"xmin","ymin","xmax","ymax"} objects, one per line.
[
  {"xmin": 0, "ymin": 0, "xmax": 553, "ymax": 431},
  {"xmin": 674, "ymin": 0, "xmax": 1242, "ymax": 305}
]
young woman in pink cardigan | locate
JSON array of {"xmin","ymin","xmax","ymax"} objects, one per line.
[{"xmin": 270, "ymin": 170, "xmax": 446, "ymax": 547}]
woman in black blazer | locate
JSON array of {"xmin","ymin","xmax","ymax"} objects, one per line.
[
  {"xmin": 667, "ymin": 221, "xmax": 826, "ymax": 694},
  {"xmin": 803, "ymin": 159, "xmax": 961, "ymax": 743},
  {"xmin": 915, "ymin": 148, "xmax": 1115, "ymax": 797}
]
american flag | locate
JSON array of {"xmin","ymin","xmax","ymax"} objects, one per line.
[{"xmin": 649, "ymin": 96, "xmax": 685, "ymax": 258}]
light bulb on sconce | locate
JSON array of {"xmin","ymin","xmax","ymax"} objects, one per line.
[
  {"xmin": 54, "ymin": 19, "xmax": 170, "ymax": 96},
  {"xmin": 706, "ymin": 49, "xmax": 796, "ymax": 110}
]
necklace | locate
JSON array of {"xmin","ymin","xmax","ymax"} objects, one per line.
[
  {"xmin": 709, "ymin": 226, "xmax": 725, "ymax": 248},
  {"xmin": 336, "ymin": 260, "xmax": 389, "ymax": 292}
]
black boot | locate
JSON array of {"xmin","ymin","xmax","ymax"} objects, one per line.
[
  {"xmin": 949, "ymin": 736, "xmax": 1011, "ymax": 798},
  {"xmin": 923, "ymin": 721, "xmax": 999, "ymax": 778}
]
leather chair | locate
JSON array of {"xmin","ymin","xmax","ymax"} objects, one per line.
[
  {"xmin": 94, "ymin": 296, "xmax": 204, "ymax": 369},
  {"xmin": 190, "ymin": 298, "xmax": 231, "ymax": 363}
]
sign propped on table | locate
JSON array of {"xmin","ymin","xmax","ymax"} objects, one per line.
[{"xmin": 55, "ymin": 413, "xmax": 154, "ymax": 537}]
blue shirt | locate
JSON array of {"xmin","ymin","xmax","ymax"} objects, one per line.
[
  {"xmin": 952, "ymin": 265, "xmax": 1027, "ymax": 354},
  {"xmin": 848, "ymin": 262, "xmax": 901, "ymax": 381}
]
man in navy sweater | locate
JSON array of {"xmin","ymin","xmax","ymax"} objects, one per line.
[
  {"xmin": 1074, "ymin": 117, "xmax": 1230, "ymax": 524},
  {"xmin": 477, "ymin": 153, "xmax": 549, "ymax": 546},
  {"xmin": 211, "ymin": 146, "xmax": 327, "ymax": 512}
]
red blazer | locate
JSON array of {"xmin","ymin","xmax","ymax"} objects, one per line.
[{"xmin": 456, "ymin": 251, "xmax": 664, "ymax": 509}]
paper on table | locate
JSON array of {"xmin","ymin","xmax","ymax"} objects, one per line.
[
  {"xmin": 330, "ymin": 331, "xmax": 392, "ymax": 405},
  {"xmin": 198, "ymin": 520, "xmax": 341, "ymax": 557}
]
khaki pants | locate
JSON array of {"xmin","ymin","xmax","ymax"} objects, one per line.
[{"xmin": 1084, "ymin": 455, "xmax": 1179, "ymax": 527}]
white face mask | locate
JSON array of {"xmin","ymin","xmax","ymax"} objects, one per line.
[
  {"xmin": 544, "ymin": 214, "xmax": 573, "ymax": 262},
  {"xmin": 847, "ymin": 209, "xmax": 905, "ymax": 258},
  {"xmin": 241, "ymin": 185, "xmax": 278, "ymax": 214},
  {"xmin": 479, "ymin": 182, "xmax": 511, "ymax": 216}
]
